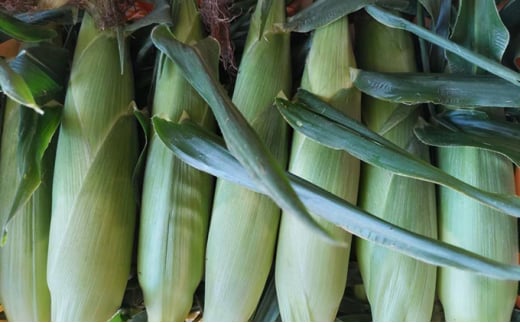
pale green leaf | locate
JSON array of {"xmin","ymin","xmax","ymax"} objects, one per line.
[
  {"xmin": 153, "ymin": 116, "xmax": 520, "ymax": 281},
  {"xmin": 275, "ymin": 89, "xmax": 520, "ymax": 218},
  {"xmin": 150, "ymin": 25, "xmax": 334, "ymax": 243},
  {"xmin": 351, "ymin": 69, "xmax": 520, "ymax": 108},
  {"xmin": 365, "ymin": 5, "xmax": 520, "ymax": 86}
]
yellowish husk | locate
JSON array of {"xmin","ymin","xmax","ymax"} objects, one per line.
[
  {"xmin": 47, "ymin": 13, "xmax": 138, "ymax": 321},
  {"xmin": 203, "ymin": 0, "xmax": 291, "ymax": 320},
  {"xmin": 354, "ymin": 15, "xmax": 437, "ymax": 321},
  {"xmin": 274, "ymin": 15, "xmax": 360, "ymax": 321}
]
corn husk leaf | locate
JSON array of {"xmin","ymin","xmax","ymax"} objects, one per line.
[
  {"xmin": 437, "ymin": 0, "xmax": 518, "ymax": 320},
  {"xmin": 47, "ymin": 14, "xmax": 138, "ymax": 321},
  {"xmin": 152, "ymin": 116, "xmax": 520, "ymax": 281},
  {"xmin": 0, "ymin": 99, "xmax": 52, "ymax": 321},
  {"xmin": 0, "ymin": 45, "xmax": 68, "ymax": 114},
  {"xmin": 275, "ymin": 91, "xmax": 520, "ymax": 218},
  {"xmin": 437, "ymin": 147, "xmax": 518, "ymax": 321},
  {"xmin": 275, "ymin": 15, "xmax": 359, "ymax": 321},
  {"xmin": 0, "ymin": 45, "xmax": 68, "ymax": 237},
  {"xmin": 355, "ymin": 15, "xmax": 436, "ymax": 321},
  {"xmin": 151, "ymin": 24, "xmax": 332, "ymax": 242},
  {"xmin": 138, "ymin": 0, "xmax": 219, "ymax": 319},
  {"xmin": 257, "ymin": 0, "xmax": 274, "ymax": 40},
  {"xmin": 415, "ymin": 110, "xmax": 520, "ymax": 166},
  {"xmin": 0, "ymin": 11, "xmax": 57, "ymax": 42},
  {"xmin": 376, "ymin": 103, "xmax": 418, "ymax": 135},
  {"xmin": 1, "ymin": 103, "xmax": 61, "ymax": 243},
  {"xmin": 446, "ymin": 0, "xmax": 508, "ymax": 73},
  {"xmin": 204, "ymin": 1, "xmax": 291, "ymax": 319},
  {"xmin": 417, "ymin": 0, "xmax": 451, "ymax": 72},
  {"xmin": 9, "ymin": 45, "xmax": 69, "ymax": 104},
  {"xmin": 15, "ymin": 5, "xmax": 77, "ymax": 25},
  {"xmin": 279, "ymin": 0, "xmax": 410, "ymax": 33},
  {"xmin": 351, "ymin": 70, "xmax": 520, "ymax": 108},
  {"xmin": 0, "ymin": 58, "xmax": 39, "ymax": 112},
  {"xmin": 365, "ymin": 5, "xmax": 520, "ymax": 86}
]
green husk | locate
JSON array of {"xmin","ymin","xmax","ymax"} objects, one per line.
[
  {"xmin": 203, "ymin": 0, "xmax": 291, "ymax": 320},
  {"xmin": 0, "ymin": 99, "xmax": 51, "ymax": 321},
  {"xmin": 46, "ymin": 13, "xmax": 139, "ymax": 321},
  {"xmin": 437, "ymin": 147, "xmax": 518, "ymax": 321},
  {"xmin": 274, "ymin": 15, "xmax": 360, "ymax": 321},
  {"xmin": 437, "ymin": 1, "xmax": 518, "ymax": 320},
  {"xmin": 354, "ymin": 15, "xmax": 437, "ymax": 321},
  {"xmin": 137, "ymin": 0, "xmax": 218, "ymax": 321}
]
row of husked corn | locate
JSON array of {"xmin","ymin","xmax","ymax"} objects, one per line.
[{"xmin": 0, "ymin": 0, "xmax": 517, "ymax": 321}]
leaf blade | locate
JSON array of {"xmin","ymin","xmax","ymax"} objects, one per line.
[
  {"xmin": 275, "ymin": 90, "xmax": 520, "ymax": 219},
  {"xmin": 150, "ymin": 26, "xmax": 333, "ymax": 243},
  {"xmin": 152, "ymin": 116, "xmax": 520, "ymax": 281}
]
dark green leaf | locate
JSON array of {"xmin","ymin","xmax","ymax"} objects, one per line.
[
  {"xmin": 351, "ymin": 69, "xmax": 520, "ymax": 108},
  {"xmin": 365, "ymin": 5, "xmax": 520, "ymax": 86},
  {"xmin": 415, "ymin": 110, "xmax": 520, "ymax": 165},
  {"xmin": 9, "ymin": 45, "xmax": 69, "ymax": 105},
  {"xmin": 447, "ymin": 0, "xmax": 508, "ymax": 73},
  {"xmin": 276, "ymin": 89, "xmax": 520, "ymax": 218},
  {"xmin": 417, "ymin": 0, "xmax": 451, "ymax": 72},
  {"xmin": 0, "ymin": 58, "xmax": 39, "ymax": 113},
  {"xmin": 280, "ymin": 0, "xmax": 410, "ymax": 33},
  {"xmin": 153, "ymin": 116, "xmax": 520, "ymax": 281},
  {"xmin": 150, "ymin": 26, "xmax": 334, "ymax": 243},
  {"xmin": 15, "ymin": 5, "xmax": 77, "ymax": 25},
  {"xmin": 3, "ymin": 103, "xmax": 61, "ymax": 231},
  {"xmin": 0, "ymin": 10, "xmax": 57, "ymax": 42}
]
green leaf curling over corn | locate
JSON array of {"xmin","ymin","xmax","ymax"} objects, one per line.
[
  {"xmin": 274, "ymin": 15, "xmax": 360, "ymax": 321},
  {"xmin": 46, "ymin": 13, "xmax": 139, "ymax": 321},
  {"xmin": 203, "ymin": 0, "xmax": 291, "ymax": 320},
  {"xmin": 137, "ymin": 0, "xmax": 219, "ymax": 321},
  {"xmin": 354, "ymin": 15, "xmax": 437, "ymax": 321},
  {"xmin": 0, "ymin": 99, "xmax": 52, "ymax": 321}
]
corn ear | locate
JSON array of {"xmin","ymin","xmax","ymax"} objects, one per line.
[
  {"xmin": 437, "ymin": 146, "xmax": 518, "ymax": 321},
  {"xmin": 354, "ymin": 15, "xmax": 437, "ymax": 321},
  {"xmin": 437, "ymin": 1, "xmax": 518, "ymax": 318},
  {"xmin": 47, "ymin": 13, "xmax": 138, "ymax": 321},
  {"xmin": 203, "ymin": 1, "xmax": 291, "ymax": 320},
  {"xmin": 274, "ymin": 15, "xmax": 360, "ymax": 321},
  {"xmin": 0, "ymin": 99, "xmax": 51, "ymax": 321},
  {"xmin": 137, "ymin": 1, "xmax": 218, "ymax": 321}
]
